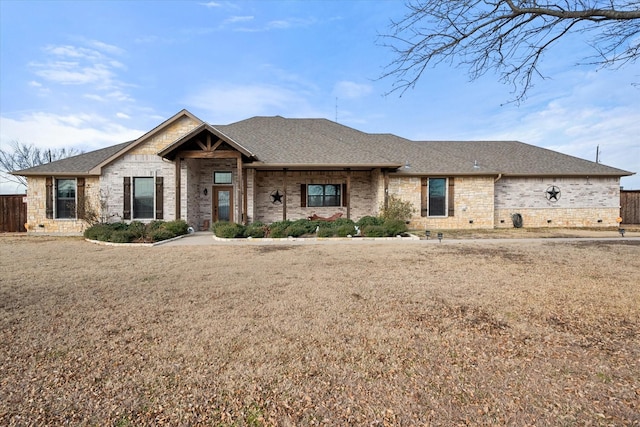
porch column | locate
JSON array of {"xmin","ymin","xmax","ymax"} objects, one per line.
[
  {"xmin": 282, "ymin": 169, "xmax": 287, "ymax": 221},
  {"xmin": 175, "ymin": 157, "xmax": 181, "ymax": 220},
  {"xmin": 236, "ymin": 156, "xmax": 244, "ymax": 224},
  {"xmin": 346, "ymin": 169, "xmax": 351, "ymax": 219}
]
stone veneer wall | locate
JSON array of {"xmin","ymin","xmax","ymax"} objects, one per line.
[
  {"xmin": 494, "ymin": 176, "xmax": 621, "ymax": 228},
  {"xmin": 397, "ymin": 175, "xmax": 496, "ymax": 230},
  {"xmin": 252, "ymin": 170, "xmax": 376, "ymax": 223},
  {"xmin": 25, "ymin": 176, "xmax": 100, "ymax": 234},
  {"xmin": 129, "ymin": 116, "xmax": 200, "ymax": 155},
  {"xmin": 101, "ymin": 154, "xmax": 175, "ymax": 222}
]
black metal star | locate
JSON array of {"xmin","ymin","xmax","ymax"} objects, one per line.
[
  {"xmin": 271, "ymin": 190, "xmax": 283, "ymax": 204},
  {"xmin": 546, "ymin": 186, "xmax": 560, "ymax": 202}
]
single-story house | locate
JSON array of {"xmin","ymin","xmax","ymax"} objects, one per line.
[{"xmin": 13, "ymin": 109, "xmax": 633, "ymax": 234}]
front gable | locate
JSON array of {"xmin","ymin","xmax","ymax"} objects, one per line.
[{"xmin": 89, "ymin": 109, "xmax": 203, "ymax": 174}]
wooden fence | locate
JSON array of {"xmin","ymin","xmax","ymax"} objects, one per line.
[
  {"xmin": 620, "ymin": 190, "xmax": 640, "ymax": 225},
  {"xmin": 0, "ymin": 194, "xmax": 27, "ymax": 232}
]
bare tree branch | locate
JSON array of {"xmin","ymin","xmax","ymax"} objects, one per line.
[
  {"xmin": 380, "ymin": 0, "xmax": 640, "ymax": 102},
  {"xmin": 0, "ymin": 140, "xmax": 81, "ymax": 187}
]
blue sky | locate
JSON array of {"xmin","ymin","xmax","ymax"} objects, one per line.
[{"xmin": 1, "ymin": 0, "xmax": 638, "ymax": 194}]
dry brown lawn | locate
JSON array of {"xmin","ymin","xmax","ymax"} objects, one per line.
[{"xmin": 1, "ymin": 235, "xmax": 639, "ymax": 426}]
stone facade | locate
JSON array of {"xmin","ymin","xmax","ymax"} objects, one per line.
[
  {"xmin": 494, "ymin": 176, "xmax": 621, "ymax": 228},
  {"xmin": 251, "ymin": 170, "xmax": 378, "ymax": 223},
  {"xmin": 25, "ymin": 176, "xmax": 100, "ymax": 234},
  {"xmin": 405, "ymin": 176, "xmax": 496, "ymax": 229}
]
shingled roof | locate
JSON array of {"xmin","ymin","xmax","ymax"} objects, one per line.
[
  {"xmin": 12, "ymin": 113, "xmax": 633, "ymax": 178},
  {"xmin": 12, "ymin": 141, "xmax": 135, "ymax": 176}
]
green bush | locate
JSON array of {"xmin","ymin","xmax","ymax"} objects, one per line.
[
  {"xmin": 362, "ymin": 225, "xmax": 385, "ymax": 237},
  {"xmin": 213, "ymin": 222, "xmax": 245, "ymax": 238},
  {"xmin": 333, "ymin": 217, "xmax": 355, "ymax": 228},
  {"xmin": 149, "ymin": 228, "xmax": 175, "ymax": 242},
  {"xmin": 244, "ymin": 222, "xmax": 267, "ymax": 238},
  {"xmin": 128, "ymin": 221, "xmax": 147, "ymax": 241},
  {"xmin": 282, "ymin": 223, "xmax": 307, "ymax": 237},
  {"xmin": 84, "ymin": 224, "xmax": 111, "ymax": 240},
  {"xmin": 356, "ymin": 215, "xmax": 384, "ymax": 228},
  {"xmin": 267, "ymin": 220, "xmax": 292, "ymax": 238},
  {"xmin": 336, "ymin": 224, "xmax": 356, "ymax": 237},
  {"xmin": 146, "ymin": 220, "xmax": 165, "ymax": 232},
  {"xmin": 383, "ymin": 219, "xmax": 408, "ymax": 236},
  {"xmin": 162, "ymin": 219, "xmax": 189, "ymax": 236},
  {"xmin": 110, "ymin": 229, "xmax": 135, "ymax": 243},
  {"xmin": 317, "ymin": 227, "xmax": 336, "ymax": 238}
]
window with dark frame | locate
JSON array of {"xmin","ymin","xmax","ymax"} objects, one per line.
[
  {"xmin": 214, "ymin": 171, "xmax": 232, "ymax": 184},
  {"xmin": 133, "ymin": 177, "xmax": 154, "ymax": 219},
  {"xmin": 55, "ymin": 178, "xmax": 76, "ymax": 219},
  {"xmin": 307, "ymin": 184, "xmax": 341, "ymax": 207},
  {"xmin": 428, "ymin": 178, "xmax": 447, "ymax": 217}
]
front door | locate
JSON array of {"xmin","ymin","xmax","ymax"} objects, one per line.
[{"xmin": 213, "ymin": 186, "xmax": 233, "ymax": 222}]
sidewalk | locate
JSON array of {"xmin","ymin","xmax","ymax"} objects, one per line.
[{"xmin": 160, "ymin": 231, "xmax": 639, "ymax": 246}]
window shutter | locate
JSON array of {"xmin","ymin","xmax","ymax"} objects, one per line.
[
  {"xmin": 421, "ymin": 178, "xmax": 428, "ymax": 217},
  {"xmin": 300, "ymin": 184, "xmax": 307, "ymax": 207},
  {"xmin": 76, "ymin": 178, "xmax": 85, "ymax": 219},
  {"xmin": 448, "ymin": 177, "xmax": 455, "ymax": 217},
  {"xmin": 342, "ymin": 183, "xmax": 347, "ymax": 207},
  {"xmin": 123, "ymin": 177, "xmax": 131, "ymax": 220},
  {"xmin": 155, "ymin": 176, "xmax": 163, "ymax": 220},
  {"xmin": 45, "ymin": 177, "xmax": 53, "ymax": 219}
]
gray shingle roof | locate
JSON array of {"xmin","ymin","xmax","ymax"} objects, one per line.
[
  {"xmin": 11, "ymin": 113, "xmax": 633, "ymax": 178},
  {"xmin": 12, "ymin": 141, "xmax": 135, "ymax": 176}
]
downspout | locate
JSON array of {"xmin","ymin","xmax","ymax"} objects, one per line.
[{"xmin": 494, "ymin": 173, "xmax": 502, "ymax": 183}]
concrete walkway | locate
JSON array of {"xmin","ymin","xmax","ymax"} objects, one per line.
[{"xmin": 159, "ymin": 231, "xmax": 640, "ymax": 246}]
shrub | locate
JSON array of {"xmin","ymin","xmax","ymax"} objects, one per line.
[
  {"xmin": 267, "ymin": 220, "xmax": 292, "ymax": 238},
  {"xmin": 109, "ymin": 229, "xmax": 135, "ymax": 243},
  {"xmin": 362, "ymin": 225, "xmax": 385, "ymax": 237},
  {"xmin": 146, "ymin": 220, "xmax": 165, "ymax": 232},
  {"xmin": 333, "ymin": 218, "xmax": 356, "ymax": 228},
  {"xmin": 356, "ymin": 216, "xmax": 384, "ymax": 228},
  {"xmin": 162, "ymin": 219, "xmax": 189, "ymax": 236},
  {"xmin": 380, "ymin": 195, "xmax": 416, "ymax": 222},
  {"xmin": 212, "ymin": 222, "xmax": 245, "ymax": 238},
  {"xmin": 244, "ymin": 222, "xmax": 267, "ymax": 238},
  {"xmin": 336, "ymin": 224, "xmax": 357, "ymax": 237},
  {"xmin": 317, "ymin": 227, "xmax": 336, "ymax": 238},
  {"xmin": 84, "ymin": 224, "xmax": 112, "ymax": 241},
  {"xmin": 149, "ymin": 228, "xmax": 175, "ymax": 242},
  {"xmin": 128, "ymin": 221, "xmax": 147, "ymax": 241},
  {"xmin": 383, "ymin": 218, "xmax": 408, "ymax": 236},
  {"xmin": 284, "ymin": 223, "xmax": 308, "ymax": 237}
]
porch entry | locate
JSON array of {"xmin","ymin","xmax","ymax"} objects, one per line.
[{"xmin": 212, "ymin": 186, "xmax": 233, "ymax": 222}]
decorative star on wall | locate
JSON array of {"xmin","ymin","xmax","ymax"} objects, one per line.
[
  {"xmin": 546, "ymin": 186, "xmax": 561, "ymax": 202},
  {"xmin": 270, "ymin": 190, "xmax": 283, "ymax": 204}
]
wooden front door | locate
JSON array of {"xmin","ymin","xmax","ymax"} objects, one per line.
[{"xmin": 212, "ymin": 186, "xmax": 233, "ymax": 222}]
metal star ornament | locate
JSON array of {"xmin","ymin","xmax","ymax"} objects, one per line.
[
  {"xmin": 546, "ymin": 186, "xmax": 561, "ymax": 202},
  {"xmin": 270, "ymin": 190, "xmax": 284, "ymax": 204}
]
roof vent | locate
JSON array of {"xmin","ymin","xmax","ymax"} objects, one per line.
[
  {"xmin": 404, "ymin": 160, "xmax": 411, "ymax": 169},
  {"xmin": 473, "ymin": 160, "xmax": 480, "ymax": 169}
]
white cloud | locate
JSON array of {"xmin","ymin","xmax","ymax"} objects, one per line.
[
  {"xmin": 116, "ymin": 112, "xmax": 131, "ymax": 119},
  {"xmin": 200, "ymin": 1, "xmax": 222, "ymax": 7},
  {"xmin": 0, "ymin": 112, "xmax": 143, "ymax": 151},
  {"xmin": 184, "ymin": 83, "xmax": 326, "ymax": 123},
  {"xmin": 226, "ymin": 16, "xmax": 254, "ymax": 24},
  {"xmin": 333, "ymin": 81, "xmax": 373, "ymax": 99}
]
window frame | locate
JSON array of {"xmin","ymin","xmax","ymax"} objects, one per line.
[
  {"xmin": 427, "ymin": 177, "xmax": 448, "ymax": 217},
  {"xmin": 307, "ymin": 184, "xmax": 342, "ymax": 208},
  {"xmin": 132, "ymin": 176, "xmax": 155, "ymax": 220},
  {"xmin": 213, "ymin": 171, "xmax": 233, "ymax": 185},
  {"xmin": 55, "ymin": 178, "xmax": 77, "ymax": 219}
]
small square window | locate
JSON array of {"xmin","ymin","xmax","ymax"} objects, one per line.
[{"xmin": 214, "ymin": 171, "xmax": 232, "ymax": 184}]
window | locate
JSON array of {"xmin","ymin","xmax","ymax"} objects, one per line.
[
  {"xmin": 308, "ymin": 184, "xmax": 341, "ymax": 207},
  {"xmin": 428, "ymin": 178, "xmax": 447, "ymax": 216},
  {"xmin": 56, "ymin": 178, "xmax": 76, "ymax": 219},
  {"xmin": 214, "ymin": 171, "xmax": 232, "ymax": 184},
  {"xmin": 133, "ymin": 177, "xmax": 154, "ymax": 219}
]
